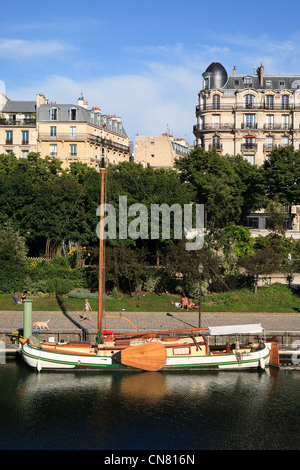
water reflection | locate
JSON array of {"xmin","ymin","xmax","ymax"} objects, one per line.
[{"xmin": 0, "ymin": 359, "xmax": 299, "ymax": 450}]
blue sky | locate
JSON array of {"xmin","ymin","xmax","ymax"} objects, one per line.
[{"xmin": 1, "ymin": 0, "xmax": 300, "ymax": 144}]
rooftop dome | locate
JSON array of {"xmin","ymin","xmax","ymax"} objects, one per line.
[{"xmin": 203, "ymin": 62, "xmax": 228, "ymax": 89}]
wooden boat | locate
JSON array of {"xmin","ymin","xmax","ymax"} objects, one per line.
[
  {"xmin": 20, "ymin": 167, "xmax": 273, "ymax": 372},
  {"xmin": 20, "ymin": 323, "xmax": 271, "ymax": 372}
]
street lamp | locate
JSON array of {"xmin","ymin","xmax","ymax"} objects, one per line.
[
  {"xmin": 198, "ymin": 263, "xmax": 204, "ymax": 327},
  {"xmin": 229, "ymin": 237, "xmax": 233, "ymax": 274}
]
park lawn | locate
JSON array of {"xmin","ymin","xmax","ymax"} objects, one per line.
[{"xmin": 0, "ymin": 284, "xmax": 299, "ymax": 313}]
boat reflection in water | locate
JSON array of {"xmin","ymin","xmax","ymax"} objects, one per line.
[{"xmin": 5, "ymin": 360, "xmax": 299, "ymax": 450}]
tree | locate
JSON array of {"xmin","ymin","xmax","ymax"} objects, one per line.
[
  {"xmin": 174, "ymin": 148, "xmax": 265, "ymax": 236},
  {"xmin": 0, "ymin": 223, "xmax": 27, "ymax": 292},
  {"xmin": 222, "ymin": 225, "xmax": 255, "ymax": 273},
  {"xmin": 238, "ymin": 247, "xmax": 282, "ymax": 294},
  {"xmin": 263, "ymin": 146, "xmax": 300, "ymax": 228}
]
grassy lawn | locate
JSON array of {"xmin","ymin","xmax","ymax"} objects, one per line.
[{"xmin": 1, "ymin": 284, "xmax": 299, "ymax": 313}]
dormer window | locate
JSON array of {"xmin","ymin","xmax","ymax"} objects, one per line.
[
  {"xmin": 69, "ymin": 108, "xmax": 77, "ymax": 121},
  {"xmin": 50, "ymin": 107, "xmax": 58, "ymax": 121},
  {"xmin": 244, "ymin": 76, "xmax": 252, "ymax": 86}
]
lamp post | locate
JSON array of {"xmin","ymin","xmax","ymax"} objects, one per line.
[
  {"xmin": 229, "ymin": 237, "xmax": 233, "ymax": 274},
  {"xmin": 198, "ymin": 263, "xmax": 204, "ymax": 327}
]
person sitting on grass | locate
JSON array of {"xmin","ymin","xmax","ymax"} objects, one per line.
[
  {"xmin": 181, "ymin": 296, "xmax": 188, "ymax": 309},
  {"xmin": 187, "ymin": 299, "xmax": 195, "ymax": 311}
]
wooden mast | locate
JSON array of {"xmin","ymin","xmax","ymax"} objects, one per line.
[{"xmin": 98, "ymin": 167, "xmax": 106, "ymax": 333}]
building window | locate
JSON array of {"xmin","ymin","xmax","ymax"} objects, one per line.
[
  {"xmin": 21, "ymin": 150, "xmax": 29, "ymax": 159},
  {"xmin": 50, "ymin": 126, "xmax": 57, "ymax": 137},
  {"xmin": 282, "ymin": 115, "xmax": 289, "ymax": 129},
  {"xmin": 247, "ymin": 217, "xmax": 259, "ymax": 229},
  {"xmin": 69, "ymin": 108, "xmax": 77, "ymax": 121},
  {"xmin": 50, "ymin": 107, "xmax": 58, "ymax": 121},
  {"xmin": 282, "ymin": 95, "xmax": 289, "ymax": 110},
  {"xmin": 244, "ymin": 155, "xmax": 255, "ymax": 165},
  {"xmin": 244, "ymin": 114, "xmax": 256, "ymax": 129},
  {"xmin": 212, "ymin": 114, "xmax": 220, "ymax": 128},
  {"xmin": 244, "ymin": 76, "xmax": 252, "ymax": 84},
  {"xmin": 281, "ymin": 136, "xmax": 289, "ymax": 147},
  {"xmin": 265, "ymin": 95, "xmax": 274, "ymax": 109},
  {"xmin": 6, "ymin": 130, "xmax": 13, "ymax": 144},
  {"xmin": 243, "ymin": 137, "xmax": 256, "ymax": 150},
  {"xmin": 22, "ymin": 131, "xmax": 29, "ymax": 145},
  {"xmin": 266, "ymin": 115, "xmax": 274, "ymax": 129},
  {"xmin": 265, "ymin": 136, "xmax": 274, "ymax": 151},
  {"xmin": 244, "ymin": 94, "xmax": 255, "ymax": 109},
  {"xmin": 266, "ymin": 80, "xmax": 272, "ymax": 88},
  {"xmin": 212, "ymin": 94, "xmax": 220, "ymax": 109},
  {"xmin": 70, "ymin": 126, "xmax": 77, "ymax": 138},
  {"xmin": 50, "ymin": 144, "xmax": 57, "ymax": 157},
  {"xmin": 70, "ymin": 144, "xmax": 77, "ymax": 156},
  {"xmin": 212, "ymin": 135, "xmax": 221, "ymax": 149}
]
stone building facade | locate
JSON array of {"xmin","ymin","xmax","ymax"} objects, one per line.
[
  {"xmin": 134, "ymin": 133, "xmax": 191, "ymax": 168},
  {"xmin": 194, "ymin": 62, "xmax": 300, "ymax": 231},
  {"xmin": 0, "ymin": 86, "xmax": 132, "ymax": 168}
]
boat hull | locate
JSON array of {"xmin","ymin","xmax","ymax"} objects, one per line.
[{"xmin": 20, "ymin": 340, "xmax": 271, "ymax": 372}]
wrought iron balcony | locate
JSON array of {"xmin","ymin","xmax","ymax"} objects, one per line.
[
  {"xmin": 241, "ymin": 123, "xmax": 258, "ymax": 129},
  {"xmin": 241, "ymin": 143, "xmax": 257, "ymax": 151},
  {"xmin": 0, "ymin": 118, "xmax": 36, "ymax": 126},
  {"xmin": 208, "ymin": 144, "xmax": 223, "ymax": 151},
  {"xmin": 193, "ymin": 123, "xmax": 233, "ymax": 131},
  {"xmin": 263, "ymin": 123, "xmax": 291, "ymax": 130},
  {"xmin": 196, "ymin": 104, "xmax": 293, "ymax": 112}
]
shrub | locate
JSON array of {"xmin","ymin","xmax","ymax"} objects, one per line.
[
  {"xmin": 47, "ymin": 278, "xmax": 75, "ymax": 295},
  {"xmin": 68, "ymin": 288, "xmax": 99, "ymax": 299}
]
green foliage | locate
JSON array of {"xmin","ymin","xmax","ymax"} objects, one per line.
[
  {"xmin": 222, "ymin": 225, "xmax": 255, "ymax": 258},
  {"xmin": 174, "ymin": 148, "xmax": 265, "ymax": 233},
  {"xmin": 263, "ymin": 146, "xmax": 300, "ymax": 206}
]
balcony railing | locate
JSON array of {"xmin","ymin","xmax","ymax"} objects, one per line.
[
  {"xmin": 241, "ymin": 123, "xmax": 258, "ymax": 129},
  {"xmin": 263, "ymin": 123, "xmax": 291, "ymax": 130},
  {"xmin": 208, "ymin": 144, "xmax": 223, "ymax": 151},
  {"xmin": 38, "ymin": 133, "xmax": 130, "ymax": 153},
  {"xmin": 263, "ymin": 144, "xmax": 276, "ymax": 152},
  {"xmin": 193, "ymin": 123, "xmax": 233, "ymax": 131},
  {"xmin": 196, "ymin": 104, "xmax": 293, "ymax": 112},
  {"xmin": 241, "ymin": 143, "xmax": 257, "ymax": 151},
  {"xmin": 0, "ymin": 118, "xmax": 36, "ymax": 126}
]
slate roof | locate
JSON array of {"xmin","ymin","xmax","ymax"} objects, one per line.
[
  {"xmin": 37, "ymin": 103, "xmax": 128, "ymax": 137},
  {"xmin": 2, "ymin": 101, "xmax": 36, "ymax": 113},
  {"xmin": 203, "ymin": 62, "xmax": 300, "ymax": 91},
  {"xmin": 225, "ymin": 75, "xmax": 300, "ymax": 91}
]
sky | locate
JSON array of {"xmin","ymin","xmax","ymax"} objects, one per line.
[{"xmin": 2, "ymin": 0, "xmax": 300, "ymax": 145}]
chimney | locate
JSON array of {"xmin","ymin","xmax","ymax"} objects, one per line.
[
  {"xmin": 233, "ymin": 66, "xmax": 236, "ymax": 76},
  {"xmin": 78, "ymin": 94, "xmax": 88, "ymax": 108},
  {"xmin": 36, "ymin": 93, "xmax": 48, "ymax": 108},
  {"xmin": 257, "ymin": 63, "xmax": 264, "ymax": 86}
]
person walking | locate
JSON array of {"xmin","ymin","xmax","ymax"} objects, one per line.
[{"xmin": 81, "ymin": 298, "xmax": 92, "ymax": 321}]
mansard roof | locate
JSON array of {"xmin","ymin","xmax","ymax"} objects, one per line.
[{"xmin": 2, "ymin": 101, "xmax": 36, "ymax": 113}]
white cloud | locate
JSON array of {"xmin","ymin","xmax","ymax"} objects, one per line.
[
  {"xmin": 9, "ymin": 63, "xmax": 200, "ymax": 145},
  {"xmin": 0, "ymin": 38, "xmax": 74, "ymax": 58}
]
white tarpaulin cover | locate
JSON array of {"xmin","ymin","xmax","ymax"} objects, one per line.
[{"xmin": 208, "ymin": 324, "xmax": 264, "ymax": 336}]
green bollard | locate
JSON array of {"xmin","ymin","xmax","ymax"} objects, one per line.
[{"xmin": 23, "ymin": 300, "xmax": 33, "ymax": 339}]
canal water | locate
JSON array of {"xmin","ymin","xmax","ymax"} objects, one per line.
[{"xmin": 0, "ymin": 357, "xmax": 299, "ymax": 451}]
